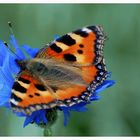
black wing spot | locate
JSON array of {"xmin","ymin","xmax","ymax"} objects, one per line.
[
  {"xmin": 64, "ymin": 54, "xmax": 77, "ymax": 62},
  {"xmin": 35, "ymin": 93, "xmax": 40, "ymax": 96},
  {"xmin": 57, "ymin": 34, "xmax": 76, "ymax": 46},
  {"xmin": 11, "ymin": 93, "xmax": 23, "ymax": 102},
  {"xmin": 29, "ymin": 95, "xmax": 33, "ymax": 98},
  {"xmin": 35, "ymin": 84, "xmax": 46, "ymax": 91},
  {"xmin": 74, "ymin": 29, "xmax": 88, "ymax": 37},
  {"xmin": 79, "ymin": 44, "xmax": 84, "ymax": 48},
  {"xmin": 77, "ymin": 50, "xmax": 83, "ymax": 54},
  {"xmin": 18, "ymin": 77, "xmax": 30, "ymax": 84},
  {"xmin": 12, "ymin": 82, "xmax": 27, "ymax": 93},
  {"xmin": 50, "ymin": 43, "xmax": 62, "ymax": 53}
]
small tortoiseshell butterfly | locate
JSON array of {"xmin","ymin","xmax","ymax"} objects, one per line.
[{"xmin": 10, "ymin": 26, "xmax": 108, "ymax": 115}]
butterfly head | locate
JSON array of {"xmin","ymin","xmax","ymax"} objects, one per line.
[{"xmin": 16, "ymin": 59, "xmax": 27, "ymax": 70}]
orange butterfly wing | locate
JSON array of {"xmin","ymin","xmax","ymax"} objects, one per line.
[{"xmin": 10, "ymin": 26, "xmax": 107, "ymax": 115}]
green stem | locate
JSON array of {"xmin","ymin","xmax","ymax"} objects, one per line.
[
  {"xmin": 39, "ymin": 108, "xmax": 58, "ymax": 136},
  {"xmin": 43, "ymin": 125, "xmax": 52, "ymax": 136}
]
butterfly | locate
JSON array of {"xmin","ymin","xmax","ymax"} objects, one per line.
[{"xmin": 10, "ymin": 25, "xmax": 108, "ymax": 115}]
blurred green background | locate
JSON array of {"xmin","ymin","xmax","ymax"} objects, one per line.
[{"xmin": 0, "ymin": 4, "xmax": 140, "ymax": 136}]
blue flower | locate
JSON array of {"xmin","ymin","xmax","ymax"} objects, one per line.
[{"xmin": 0, "ymin": 35, "xmax": 115, "ymax": 127}]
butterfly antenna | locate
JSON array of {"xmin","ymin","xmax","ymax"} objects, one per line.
[
  {"xmin": 3, "ymin": 22, "xmax": 22, "ymax": 60},
  {"xmin": 8, "ymin": 21, "xmax": 15, "ymax": 36},
  {"xmin": 4, "ymin": 41, "xmax": 22, "ymax": 60}
]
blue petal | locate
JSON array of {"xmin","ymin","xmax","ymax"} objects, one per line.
[
  {"xmin": 61, "ymin": 108, "xmax": 70, "ymax": 126},
  {"xmin": 90, "ymin": 95, "xmax": 100, "ymax": 101},
  {"xmin": 10, "ymin": 35, "xmax": 25, "ymax": 60},
  {"xmin": 1, "ymin": 54, "xmax": 14, "ymax": 87},
  {"xmin": 3, "ymin": 40, "xmax": 21, "ymax": 74},
  {"xmin": 95, "ymin": 80, "xmax": 115, "ymax": 94},
  {"xmin": 0, "ymin": 69, "xmax": 13, "ymax": 88},
  {"xmin": 0, "ymin": 41, "xmax": 7, "ymax": 66},
  {"xmin": 21, "ymin": 45, "xmax": 39, "ymax": 58},
  {"xmin": 23, "ymin": 110, "xmax": 47, "ymax": 127},
  {"xmin": 0, "ymin": 96, "xmax": 9, "ymax": 106},
  {"xmin": 0, "ymin": 73, "xmax": 6, "ymax": 87},
  {"xmin": 24, "ymin": 114, "xmax": 35, "ymax": 127},
  {"xmin": 41, "ymin": 112, "xmax": 48, "ymax": 123},
  {"xmin": 0, "ymin": 83, "xmax": 3, "ymax": 90},
  {"xmin": 2, "ymin": 102, "xmax": 10, "ymax": 108},
  {"xmin": 8, "ymin": 52, "xmax": 20, "ymax": 74},
  {"xmin": 0, "ymin": 87, "xmax": 11, "ymax": 107},
  {"xmin": 69, "ymin": 102, "xmax": 87, "ymax": 112},
  {"xmin": 15, "ymin": 112, "xmax": 26, "ymax": 117}
]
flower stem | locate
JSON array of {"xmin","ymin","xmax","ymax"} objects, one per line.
[
  {"xmin": 41, "ymin": 108, "xmax": 58, "ymax": 136},
  {"xmin": 43, "ymin": 125, "xmax": 52, "ymax": 136}
]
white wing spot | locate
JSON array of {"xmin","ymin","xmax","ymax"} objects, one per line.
[
  {"xmin": 10, "ymin": 98, "xmax": 18, "ymax": 105},
  {"xmin": 82, "ymin": 28, "xmax": 92, "ymax": 33}
]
